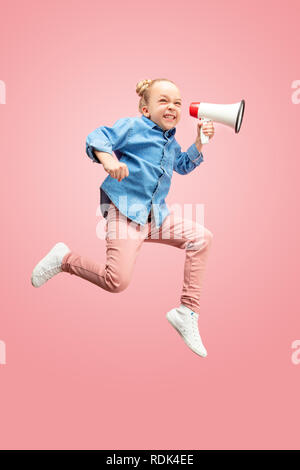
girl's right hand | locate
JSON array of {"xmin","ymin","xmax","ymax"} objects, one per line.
[{"xmin": 103, "ymin": 160, "xmax": 129, "ymax": 182}]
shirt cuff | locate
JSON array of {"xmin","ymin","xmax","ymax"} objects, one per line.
[
  {"xmin": 86, "ymin": 145, "xmax": 99, "ymax": 162},
  {"xmin": 87, "ymin": 145, "xmax": 114, "ymax": 163},
  {"xmin": 187, "ymin": 143, "xmax": 204, "ymax": 164}
]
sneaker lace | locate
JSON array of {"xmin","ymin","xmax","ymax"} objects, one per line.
[{"xmin": 190, "ymin": 314, "xmax": 202, "ymax": 345}]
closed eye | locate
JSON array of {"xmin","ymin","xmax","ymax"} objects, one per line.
[{"xmin": 159, "ymin": 99, "xmax": 181, "ymax": 105}]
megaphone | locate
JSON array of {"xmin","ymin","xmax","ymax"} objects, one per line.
[{"xmin": 189, "ymin": 100, "xmax": 245, "ymax": 144}]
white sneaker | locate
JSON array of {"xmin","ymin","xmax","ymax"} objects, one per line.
[
  {"xmin": 31, "ymin": 242, "xmax": 71, "ymax": 287},
  {"xmin": 166, "ymin": 304, "xmax": 208, "ymax": 357}
]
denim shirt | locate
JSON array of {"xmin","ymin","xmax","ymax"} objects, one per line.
[{"xmin": 86, "ymin": 114, "xmax": 204, "ymax": 228}]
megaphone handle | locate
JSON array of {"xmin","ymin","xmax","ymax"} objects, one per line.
[{"xmin": 200, "ymin": 117, "xmax": 210, "ymax": 144}]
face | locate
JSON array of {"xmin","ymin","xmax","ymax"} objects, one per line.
[{"xmin": 142, "ymin": 81, "xmax": 182, "ymax": 131}]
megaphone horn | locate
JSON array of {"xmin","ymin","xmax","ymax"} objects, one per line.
[{"xmin": 189, "ymin": 100, "xmax": 245, "ymax": 144}]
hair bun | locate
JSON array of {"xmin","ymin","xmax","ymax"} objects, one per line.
[{"xmin": 136, "ymin": 79, "xmax": 152, "ymax": 97}]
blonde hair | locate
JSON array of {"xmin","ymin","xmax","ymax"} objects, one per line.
[{"xmin": 136, "ymin": 78, "xmax": 177, "ymax": 113}]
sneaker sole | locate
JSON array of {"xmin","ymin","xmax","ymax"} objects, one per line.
[{"xmin": 166, "ymin": 309, "xmax": 207, "ymax": 358}]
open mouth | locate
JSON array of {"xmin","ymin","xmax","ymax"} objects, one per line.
[{"xmin": 163, "ymin": 114, "xmax": 176, "ymax": 121}]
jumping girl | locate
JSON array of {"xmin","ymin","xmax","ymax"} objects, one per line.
[{"xmin": 31, "ymin": 78, "xmax": 215, "ymax": 358}]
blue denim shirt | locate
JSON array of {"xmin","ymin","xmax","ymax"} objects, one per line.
[{"xmin": 86, "ymin": 114, "xmax": 204, "ymax": 228}]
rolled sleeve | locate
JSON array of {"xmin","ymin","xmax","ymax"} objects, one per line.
[
  {"xmin": 187, "ymin": 143, "xmax": 204, "ymax": 163},
  {"xmin": 86, "ymin": 143, "xmax": 101, "ymax": 163},
  {"xmin": 173, "ymin": 142, "xmax": 204, "ymax": 175},
  {"xmin": 86, "ymin": 117, "xmax": 132, "ymax": 164}
]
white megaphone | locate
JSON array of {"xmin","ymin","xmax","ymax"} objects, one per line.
[{"xmin": 189, "ymin": 100, "xmax": 245, "ymax": 144}]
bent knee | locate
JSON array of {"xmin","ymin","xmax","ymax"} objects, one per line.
[
  {"xmin": 106, "ymin": 277, "xmax": 131, "ymax": 293},
  {"xmin": 186, "ymin": 226, "xmax": 214, "ymax": 251},
  {"xmin": 205, "ymin": 228, "xmax": 214, "ymax": 242},
  {"xmin": 112, "ymin": 281, "xmax": 130, "ymax": 293}
]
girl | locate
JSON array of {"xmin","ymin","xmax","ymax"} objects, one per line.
[{"xmin": 31, "ymin": 78, "xmax": 215, "ymax": 358}]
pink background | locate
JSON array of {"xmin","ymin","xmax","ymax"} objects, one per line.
[{"xmin": 1, "ymin": 0, "xmax": 300, "ymax": 450}]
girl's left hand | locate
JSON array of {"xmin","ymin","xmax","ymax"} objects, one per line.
[{"xmin": 197, "ymin": 119, "xmax": 215, "ymax": 141}]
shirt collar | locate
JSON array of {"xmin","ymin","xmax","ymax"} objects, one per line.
[{"xmin": 141, "ymin": 114, "xmax": 176, "ymax": 138}]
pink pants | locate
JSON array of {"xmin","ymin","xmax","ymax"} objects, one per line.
[{"xmin": 61, "ymin": 202, "xmax": 213, "ymax": 315}]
